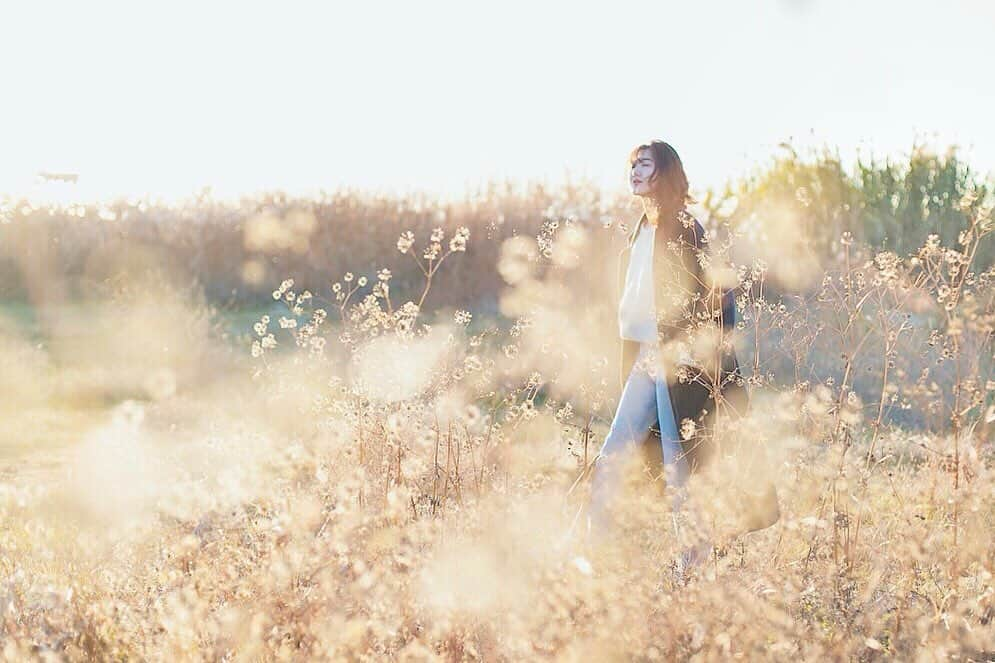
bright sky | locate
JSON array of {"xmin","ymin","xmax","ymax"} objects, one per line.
[{"xmin": 3, "ymin": 0, "xmax": 993, "ymax": 203}]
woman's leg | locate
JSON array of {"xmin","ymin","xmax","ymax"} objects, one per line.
[
  {"xmin": 653, "ymin": 375, "xmax": 690, "ymax": 513},
  {"xmin": 653, "ymin": 369, "xmax": 712, "ymax": 570},
  {"xmin": 587, "ymin": 347, "xmax": 659, "ymax": 542}
]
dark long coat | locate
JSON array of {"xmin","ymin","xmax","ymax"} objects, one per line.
[
  {"xmin": 615, "ymin": 210, "xmax": 747, "ymax": 473},
  {"xmin": 614, "ymin": 210, "xmax": 779, "ymax": 533}
]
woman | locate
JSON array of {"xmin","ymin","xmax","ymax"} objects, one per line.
[{"xmin": 587, "ymin": 139, "xmax": 765, "ymax": 568}]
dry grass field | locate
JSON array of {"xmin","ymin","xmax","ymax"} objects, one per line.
[{"xmin": 0, "ymin": 149, "xmax": 992, "ymax": 660}]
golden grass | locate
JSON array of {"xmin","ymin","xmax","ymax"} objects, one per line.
[{"xmin": 0, "ymin": 184, "xmax": 992, "ymax": 661}]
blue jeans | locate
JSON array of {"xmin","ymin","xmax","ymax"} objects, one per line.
[{"xmin": 588, "ymin": 341, "xmax": 691, "ymax": 541}]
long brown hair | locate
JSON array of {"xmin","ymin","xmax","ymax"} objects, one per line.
[{"xmin": 628, "ymin": 139, "xmax": 693, "ymax": 225}]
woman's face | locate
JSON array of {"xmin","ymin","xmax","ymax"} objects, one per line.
[{"xmin": 629, "ymin": 148, "xmax": 656, "ymax": 197}]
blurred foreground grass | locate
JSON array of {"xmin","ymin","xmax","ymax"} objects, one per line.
[{"xmin": 0, "ymin": 299, "xmax": 271, "ymax": 460}]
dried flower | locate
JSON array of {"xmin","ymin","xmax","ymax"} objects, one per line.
[
  {"xmin": 449, "ymin": 226, "xmax": 470, "ymax": 252},
  {"xmin": 397, "ymin": 230, "xmax": 415, "ymax": 253}
]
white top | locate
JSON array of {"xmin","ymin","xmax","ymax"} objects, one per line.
[{"xmin": 618, "ymin": 221, "xmax": 658, "ymax": 342}]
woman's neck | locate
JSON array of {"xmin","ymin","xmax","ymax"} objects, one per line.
[
  {"xmin": 641, "ymin": 199, "xmax": 677, "ymax": 234},
  {"xmin": 643, "ymin": 203, "xmax": 661, "ymax": 227}
]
